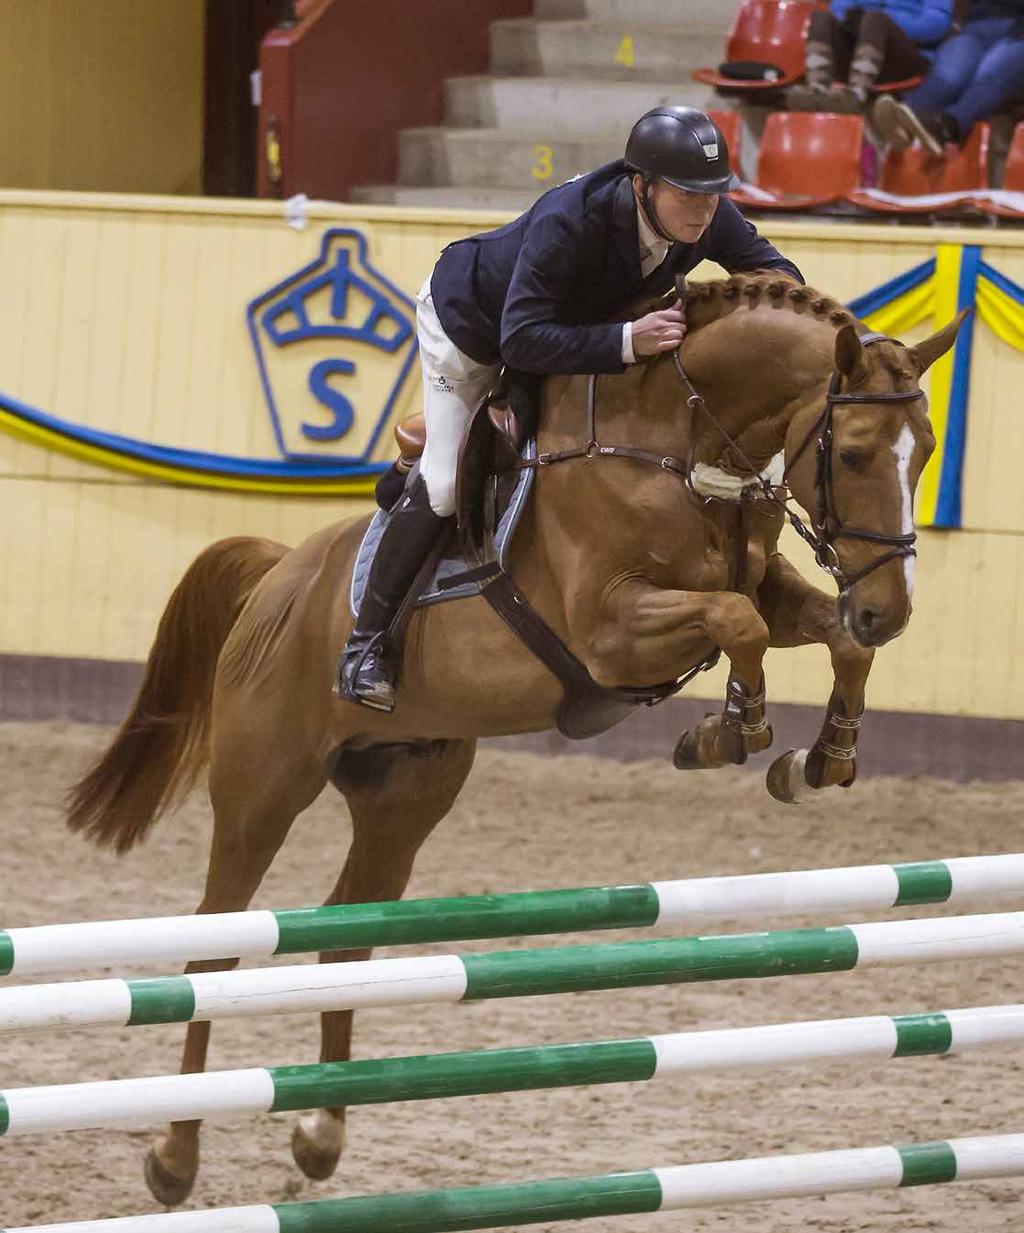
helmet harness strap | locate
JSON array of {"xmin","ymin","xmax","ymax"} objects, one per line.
[{"xmin": 638, "ymin": 174, "xmax": 679, "ymax": 245}]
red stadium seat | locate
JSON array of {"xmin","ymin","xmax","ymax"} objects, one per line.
[
  {"xmin": 693, "ymin": 0, "xmax": 818, "ymax": 93},
  {"xmin": 849, "ymin": 123, "xmax": 990, "ymax": 213},
  {"xmin": 730, "ymin": 112, "xmax": 864, "ymax": 210},
  {"xmin": 1003, "ymin": 123, "xmax": 1024, "ymax": 189},
  {"xmin": 709, "ymin": 110, "xmax": 743, "ymax": 165},
  {"xmin": 978, "ymin": 121, "xmax": 1024, "ymax": 217},
  {"xmin": 1003, "ymin": 122, "xmax": 1024, "ymax": 190},
  {"xmin": 870, "ymin": 75, "xmax": 925, "ymax": 95}
]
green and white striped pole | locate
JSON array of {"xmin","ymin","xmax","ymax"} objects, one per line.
[
  {"xmin": 2, "ymin": 911, "xmax": 1024, "ymax": 1035},
  {"xmin": 2, "ymin": 1003, "xmax": 1022, "ymax": 1137},
  {"xmin": 6, "ymin": 1134, "xmax": 1024, "ymax": 1233},
  {"xmin": 3, "ymin": 853, "xmax": 1022, "ymax": 978}
]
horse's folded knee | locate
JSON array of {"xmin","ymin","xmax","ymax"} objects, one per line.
[{"xmin": 707, "ymin": 593, "xmax": 769, "ymax": 656}]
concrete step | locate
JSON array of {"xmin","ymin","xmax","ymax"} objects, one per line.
[
  {"xmin": 491, "ymin": 18, "xmax": 727, "ymax": 80},
  {"xmin": 535, "ymin": 0, "xmax": 740, "ymax": 24},
  {"xmin": 350, "ymin": 183, "xmax": 539, "ymax": 211},
  {"xmin": 445, "ymin": 75, "xmax": 716, "ymax": 130},
  {"xmin": 399, "ymin": 127, "xmax": 628, "ymax": 189}
]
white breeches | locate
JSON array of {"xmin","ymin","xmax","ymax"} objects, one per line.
[{"xmin": 416, "ymin": 277, "xmax": 501, "ymax": 516}]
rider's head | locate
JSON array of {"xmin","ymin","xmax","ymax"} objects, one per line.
[{"xmin": 625, "ymin": 106, "xmax": 739, "ymax": 245}]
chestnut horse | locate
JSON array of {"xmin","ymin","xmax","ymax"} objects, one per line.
[{"xmin": 67, "ymin": 274, "xmax": 963, "ymax": 1204}]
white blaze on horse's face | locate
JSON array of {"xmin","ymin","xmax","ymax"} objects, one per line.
[
  {"xmin": 892, "ymin": 422, "xmax": 917, "ymax": 600},
  {"xmin": 829, "ymin": 405, "xmax": 928, "ymax": 648}
]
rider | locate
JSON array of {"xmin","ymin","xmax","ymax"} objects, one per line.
[{"xmin": 336, "ymin": 105, "xmax": 804, "ymax": 712}]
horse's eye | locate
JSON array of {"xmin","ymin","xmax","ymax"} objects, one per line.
[{"xmin": 839, "ymin": 448, "xmax": 869, "ymax": 470}]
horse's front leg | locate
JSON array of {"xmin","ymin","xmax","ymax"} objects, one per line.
[
  {"xmin": 584, "ymin": 581, "xmax": 772, "ymax": 770},
  {"xmin": 755, "ymin": 550, "xmax": 875, "ymax": 803}
]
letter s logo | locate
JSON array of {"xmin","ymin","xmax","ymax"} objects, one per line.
[{"xmin": 303, "ymin": 358, "xmax": 355, "ymax": 442}]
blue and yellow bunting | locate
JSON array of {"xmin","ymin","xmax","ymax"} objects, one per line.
[
  {"xmin": 0, "ymin": 392, "xmax": 385, "ymax": 497},
  {"xmin": 1, "ymin": 242, "xmax": 1022, "ymax": 518},
  {"xmin": 848, "ymin": 243, "xmax": 1024, "ymax": 530}
]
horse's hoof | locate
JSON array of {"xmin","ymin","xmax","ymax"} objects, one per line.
[
  {"xmin": 672, "ymin": 729, "xmax": 705, "ymax": 770},
  {"xmin": 292, "ymin": 1112, "xmax": 344, "ymax": 1181},
  {"xmin": 144, "ymin": 1147, "xmax": 196, "ymax": 1207},
  {"xmin": 766, "ymin": 748, "xmax": 813, "ymax": 804},
  {"xmin": 767, "ymin": 750, "xmax": 796, "ymax": 802}
]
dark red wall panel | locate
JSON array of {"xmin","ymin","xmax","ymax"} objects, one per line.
[{"xmin": 258, "ymin": 0, "xmax": 532, "ymax": 200}]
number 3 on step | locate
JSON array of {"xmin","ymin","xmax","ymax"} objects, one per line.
[{"xmin": 532, "ymin": 145, "xmax": 554, "ymax": 182}]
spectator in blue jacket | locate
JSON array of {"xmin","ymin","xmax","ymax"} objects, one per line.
[
  {"xmin": 788, "ymin": 0, "xmax": 954, "ymax": 112},
  {"xmin": 872, "ymin": 0, "xmax": 1024, "ymax": 154}
]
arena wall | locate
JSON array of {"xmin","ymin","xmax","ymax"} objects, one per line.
[
  {"xmin": 0, "ymin": 3, "xmax": 204, "ymax": 195},
  {"xmin": 0, "ymin": 189, "xmax": 1021, "ymax": 742}
]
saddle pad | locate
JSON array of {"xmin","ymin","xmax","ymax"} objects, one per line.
[{"xmin": 350, "ymin": 440, "xmax": 537, "ymax": 617}]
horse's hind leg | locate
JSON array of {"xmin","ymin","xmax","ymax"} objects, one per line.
[
  {"xmin": 145, "ymin": 738, "xmax": 328, "ymax": 1206},
  {"xmin": 290, "ymin": 737, "xmax": 477, "ymax": 1182}
]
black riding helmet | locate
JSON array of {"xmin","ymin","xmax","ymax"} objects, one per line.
[{"xmin": 625, "ymin": 106, "xmax": 740, "ymax": 242}]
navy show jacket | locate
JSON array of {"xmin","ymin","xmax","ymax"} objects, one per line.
[{"xmin": 429, "ymin": 160, "xmax": 804, "ymax": 376}]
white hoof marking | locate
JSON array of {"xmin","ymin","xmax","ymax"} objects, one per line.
[{"xmin": 788, "ymin": 750, "xmax": 819, "ymax": 804}]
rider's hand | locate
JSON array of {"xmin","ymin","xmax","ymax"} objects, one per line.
[{"xmin": 631, "ymin": 299, "xmax": 687, "ymax": 357}]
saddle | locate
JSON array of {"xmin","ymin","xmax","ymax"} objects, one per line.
[{"xmin": 370, "ymin": 371, "xmax": 706, "ymax": 741}]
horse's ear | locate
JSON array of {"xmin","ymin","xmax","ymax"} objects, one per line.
[
  {"xmin": 835, "ymin": 324, "xmax": 867, "ymax": 380},
  {"xmin": 908, "ymin": 308, "xmax": 970, "ymax": 375}
]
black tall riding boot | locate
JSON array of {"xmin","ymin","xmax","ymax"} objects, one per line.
[{"xmin": 335, "ymin": 475, "xmax": 449, "ymax": 712}]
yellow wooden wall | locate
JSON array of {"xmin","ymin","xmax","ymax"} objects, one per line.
[
  {"xmin": 0, "ymin": 191, "xmax": 1022, "ymax": 720},
  {"xmin": 0, "ymin": 1, "xmax": 204, "ymax": 194}
]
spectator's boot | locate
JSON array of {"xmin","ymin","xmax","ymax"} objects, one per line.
[
  {"xmin": 825, "ymin": 83, "xmax": 863, "ymax": 113},
  {"xmin": 334, "ymin": 475, "xmax": 449, "ymax": 712},
  {"xmin": 874, "ymin": 98, "xmax": 953, "ymax": 157},
  {"xmin": 871, "ymin": 94, "xmax": 915, "ymax": 149},
  {"xmin": 915, "ymin": 111, "xmax": 960, "ymax": 155}
]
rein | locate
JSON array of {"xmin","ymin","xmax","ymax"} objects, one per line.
[{"xmin": 513, "ymin": 330, "xmax": 924, "ymax": 598}]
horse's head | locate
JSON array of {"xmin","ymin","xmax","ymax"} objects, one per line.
[{"xmin": 783, "ymin": 312, "xmax": 968, "ymax": 648}]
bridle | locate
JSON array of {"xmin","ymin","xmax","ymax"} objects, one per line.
[
  {"xmin": 778, "ymin": 331, "xmax": 923, "ymax": 592},
  {"xmin": 514, "ymin": 330, "xmax": 924, "ymax": 599}
]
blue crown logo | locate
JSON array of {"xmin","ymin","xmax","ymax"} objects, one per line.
[{"xmin": 247, "ymin": 228, "xmax": 418, "ymax": 468}]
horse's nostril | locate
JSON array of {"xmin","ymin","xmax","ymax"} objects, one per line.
[{"xmin": 854, "ymin": 607, "xmax": 882, "ymax": 642}]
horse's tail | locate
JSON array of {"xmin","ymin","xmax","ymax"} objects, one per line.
[{"xmin": 66, "ymin": 536, "xmax": 288, "ymax": 853}]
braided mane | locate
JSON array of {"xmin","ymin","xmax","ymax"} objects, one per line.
[
  {"xmin": 627, "ymin": 273, "xmax": 861, "ymax": 467},
  {"xmin": 637, "ymin": 271, "xmax": 858, "ymax": 333}
]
